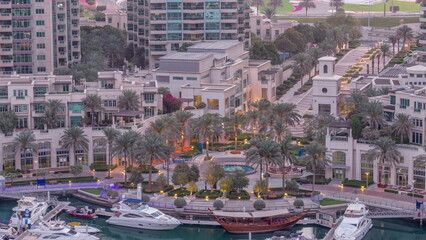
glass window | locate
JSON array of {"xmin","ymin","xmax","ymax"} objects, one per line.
[
  {"xmin": 167, "ymin": 23, "xmax": 181, "ymax": 30},
  {"xmin": 144, "ymin": 94, "xmax": 154, "ymax": 103},
  {"xmin": 205, "ymin": 11, "xmax": 220, "ymax": 20},
  {"xmin": 207, "ymin": 99, "xmax": 219, "ymax": 110},
  {"xmin": 70, "ymin": 116, "xmax": 82, "ymax": 126},
  {"xmin": 206, "ymin": 22, "xmax": 219, "ymax": 30},
  {"xmin": 69, "ymin": 103, "xmax": 83, "ymax": 113},
  {"xmin": 332, "ymin": 151, "xmax": 346, "ymax": 165}
]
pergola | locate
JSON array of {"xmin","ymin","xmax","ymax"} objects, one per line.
[{"xmin": 112, "ymin": 110, "xmax": 144, "ymax": 127}]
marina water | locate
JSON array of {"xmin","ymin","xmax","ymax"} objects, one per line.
[{"xmin": 1, "ymin": 197, "xmax": 425, "ymax": 240}]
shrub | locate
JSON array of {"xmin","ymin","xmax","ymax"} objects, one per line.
[
  {"xmin": 407, "ymin": 193, "xmax": 423, "ymax": 198},
  {"xmin": 174, "ymin": 197, "xmax": 187, "ymax": 208},
  {"xmin": 168, "ymin": 188, "xmax": 193, "ymax": 197},
  {"xmin": 342, "ymin": 179, "xmax": 374, "ymax": 188},
  {"xmin": 226, "ymin": 190, "xmax": 250, "ymax": 200},
  {"xmin": 253, "ymin": 179, "xmax": 267, "ymax": 194},
  {"xmin": 184, "ymin": 106, "xmax": 195, "ymax": 110},
  {"xmin": 96, "ymin": 5, "xmax": 107, "ymax": 11},
  {"xmin": 90, "ymin": 164, "xmax": 117, "ymax": 172},
  {"xmin": 155, "ymin": 173, "xmax": 168, "ymax": 188},
  {"xmin": 141, "ymin": 195, "xmax": 150, "ymax": 202},
  {"xmin": 294, "ymin": 199, "xmax": 304, "ymax": 208},
  {"xmin": 384, "ymin": 189, "xmax": 398, "ymax": 194},
  {"xmin": 196, "ymin": 102, "xmax": 206, "ymax": 109},
  {"xmin": 390, "ymin": 6, "xmax": 399, "ymax": 13},
  {"xmin": 253, "ymin": 200, "xmax": 266, "ymax": 210},
  {"xmin": 195, "ymin": 189, "xmax": 222, "ymax": 199},
  {"xmin": 213, "ymin": 200, "xmax": 224, "ymax": 210},
  {"xmin": 285, "ymin": 180, "xmax": 299, "ymax": 192}
]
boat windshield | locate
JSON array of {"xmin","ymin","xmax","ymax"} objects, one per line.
[
  {"xmin": 339, "ymin": 222, "xmax": 358, "ymax": 230},
  {"xmin": 344, "ymin": 210, "xmax": 363, "ymax": 218},
  {"xmin": 150, "ymin": 211, "xmax": 163, "ymax": 218},
  {"xmin": 67, "ymin": 229, "xmax": 78, "ymax": 235}
]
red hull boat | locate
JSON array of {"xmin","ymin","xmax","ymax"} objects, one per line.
[{"xmin": 66, "ymin": 210, "xmax": 97, "ymax": 219}]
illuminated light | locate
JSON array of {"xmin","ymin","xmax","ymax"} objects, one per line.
[
  {"xmin": 238, "ymin": 196, "xmax": 241, "ymax": 200},
  {"xmin": 205, "ymin": 196, "xmax": 209, "ymax": 201},
  {"xmin": 284, "ymin": 193, "xmax": 288, "ymax": 197},
  {"xmin": 160, "ymin": 190, "xmax": 164, "ymax": 193},
  {"xmin": 174, "ymin": 194, "xmax": 177, "ymax": 199}
]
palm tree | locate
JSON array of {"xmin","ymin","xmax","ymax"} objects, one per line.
[
  {"xmin": 245, "ymin": 137, "xmax": 282, "ymax": 192},
  {"xmin": 246, "ymin": 110, "xmax": 261, "ymax": 135},
  {"xmin": 258, "ymin": 112, "xmax": 276, "ymax": 135},
  {"xmin": 280, "ymin": 137, "xmax": 296, "ymax": 190},
  {"xmin": 307, "ymin": 47, "xmax": 323, "ymax": 74},
  {"xmin": 292, "ymin": 53, "xmax": 312, "ymax": 87},
  {"xmin": 366, "ymin": 137, "xmax": 401, "ymax": 185},
  {"xmin": 298, "ymin": 0, "xmax": 316, "ymax": 17},
  {"xmin": 273, "ymin": 119, "xmax": 286, "ymax": 143},
  {"xmin": 113, "ymin": 131, "xmax": 139, "ymax": 184},
  {"xmin": 347, "ymin": 90, "xmax": 367, "ymax": 115},
  {"xmin": 392, "ymin": 113, "xmax": 413, "ymax": 144},
  {"xmin": 329, "ymin": 0, "xmax": 344, "ymax": 12},
  {"xmin": 282, "ymin": 104, "xmax": 301, "ymax": 133},
  {"xmin": 251, "ymin": 0, "xmax": 264, "ymax": 15},
  {"xmin": 12, "ymin": 131, "xmax": 37, "ymax": 172},
  {"xmin": 82, "ymin": 94, "xmax": 102, "ymax": 126},
  {"xmin": 61, "ymin": 126, "xmax": 89, "ymax": 166},
  {"xmin": 380, "ymin": 44, "xmax": 392, "ymax": 67},
  {"xmin": 261, "ymin": 6, "xmax": 276, "ymax": 20},
  {"xmin": 174, "ymin": 110, "xmax": 194, "ymax": 151},
  {"xmin": 371, "ymin": 53, "xmax": 375, "ymax": 75},
  {"xmin": 250, "ymin": 99, "xmax": 271, "ymax": 113},
  {"xmin": 224, "ymin": 114, "xmax": 246, "ymax": 150},
  {"xmin": 102, "ymin": 128, "xmax": 121, "ymax": 178},
  {"xmin": 42, "ymin": 99, "xmax": 63, "ymax": 129},
  {"xmin": 136, "ymin": 133, "xmax": 169, "ymax": 185},
  {"xmin": 330, "ymin": 27, "xmax": 346, "ymax": 50},
  {"xmin": 388, "ymin": 35, "xmax": 399, "ymax": 56},
  {"xmin": 118, "ymin": 89, "xmax": 140, "ymax": 111},
  {"xmin": 268, "ymin": 0, "xmax": 283, "ymax": 10},
  {"xmin": 190, "ymin": 114, "xmax": 222, "ymax": 159},
  {"xmin": 397, "ymin": 25, "xmax": 414, "ymax": 50},
  {"xmin": 362, "ymin": 100, "xmax": 385, "ymax": 130},
  {"xmin": 299, "ymin": 141, "xmax": 330, "ymax": 192}
]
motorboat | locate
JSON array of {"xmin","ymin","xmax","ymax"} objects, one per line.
[
  {"xmin": 66, "ymin": 206, "xmax": 97, "ymax": 219},
  {"xmin": 334, "ymin": 199, "xmax": 372, "ymax": 240},
  {"xmin": 9, "ymin": 196, "xmax": 49, "ymax": 228},
  {"xmin": 30, "ymin": 220, "xmax": 100, "ymax": 234},
  {"xmin": 0, "ymin": 223, "xmax": 17, "ymax": 240},
  {"xmin": 29, "ymin": 220, "xmax": 99, "ymax": 240},
  {"xmin": 106, "ymin": 198, "xmax": 180, "ymax": 230}
]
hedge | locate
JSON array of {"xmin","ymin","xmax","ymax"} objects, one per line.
[
  {"xmin": 90, "ymin": 164, "xmax": 117, "ymax": 172},
  {"xmin": 226, "ymin": 190, "xmax": 250, "ymax": 200},
  {"xmin": 342, "ymin": 179, "xmax": 374, "ymax": 188},
  {"xmin": 179, "ymin": 149, "xmax": 201, "ymax": 158},
  {"xmin": 195, "ymin": 190, "xmax": 223, "ymax": 199},
  {"xmin": 384, "ymin": 189, "xmax": 398, "ymax": 194},
  {"xmin": 10, "ymin": 176, "xmax": 99, "ymax": 186},
  {"xmin": 167, "ymin": 188, "xmax": 195, "ymax": 197},
  {"xmin": 254, "ymin": 192, "xmax": 285, "ymax": 199},
  {"xmin": 143, "ymin": 185, "xmax": 174, "ymax": 193},
  {"xmin": 407, "ymin": 193, "xmax": 424, "ymax": 198},
  {"xmin": 126, "ymin": 166, "xmax": 159, "ymax": 173}
]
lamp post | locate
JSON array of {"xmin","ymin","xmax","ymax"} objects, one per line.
[{"xmin": 365, "ymin": 172, "xmax": 370, "ymax": 188}]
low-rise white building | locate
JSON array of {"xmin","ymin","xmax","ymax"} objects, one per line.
[
  {"xmin": 0, "ymin": 72, "xmax": 162, "ymax": 171},
  {"xmin": 152, "ymin": 41, "xmax": 283, "ymax": 116},
  {"xmin": 250, "ymin": 13, "xmax": 298, "ymax": 42}
]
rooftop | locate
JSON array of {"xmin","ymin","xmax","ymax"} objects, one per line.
[
  {"xmin": 378, "ymin": 66, "xmax": 407, "ymax": 78},
  {"xmin": 407, "ymin": 65, "xmax": 426, "ymax": 72},
  {"xmin": 160, "ymin": 52, "xmax": 213, "ymax": 61},
  {"xmin": 188, "ymin": 41, "xmax": 240, "ymax": 51}
]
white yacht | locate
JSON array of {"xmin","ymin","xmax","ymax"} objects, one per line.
[
  {"xmin": 30, "ymin": 220, "xmax": 101, "ymax": 235},
  {"xmin": 29, "ymin": 221, "xmax": 99, "ymax": 240},
  {"xmin": 334, "ymin": 199, "xmax": 372, "ymax": 240},
  {"xmin": 106, "ymin": 198, "xmax": 181, "ymax": 230},
  {"xmin": 9, "ymin": 197, "xmax": 49, "ymax": 228},
  {"xmin": 0, "ymin": 223, "xmax": 17, "ymax": 239}
]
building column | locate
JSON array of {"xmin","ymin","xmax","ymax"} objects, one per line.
[
  {"xmin": 408, "ymin": 162, "xmax": 414, "ymax": 187},
  {"xmin": 390, "ymin": 166, "xmax": 396, "ymax": 185},
  {"xmin": 373, "ymin": 162, "xmax": 379, "ymax": 183}
]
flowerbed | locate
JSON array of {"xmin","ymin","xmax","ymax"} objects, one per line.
[
  {"xmin": 195, "ymin": 190, "xmax": 222, "ymax": 199},
  {"xmin": 226, "ymin": 190, "xmax": 250, "ymax": 200},
  {"xmin": 342, "ymin": 179, "xmax": 374, "ymax": 188},
  {"xmin": 168, "ymin": 188, "xmax": 195, "ymax": 197}
]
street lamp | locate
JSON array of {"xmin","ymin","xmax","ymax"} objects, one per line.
[{"xmin": 365, "ymin": 172, "xmax": 370, "ymax": 188}]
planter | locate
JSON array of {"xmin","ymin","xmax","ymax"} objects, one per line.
[{"xmin": 174, "ymin": 208, "xmax": 185, "ymax": 213}]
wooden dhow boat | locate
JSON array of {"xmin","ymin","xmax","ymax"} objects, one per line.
[{"xmin": 211, "ymin": 209, "xmax": 308, "ymax": 234}]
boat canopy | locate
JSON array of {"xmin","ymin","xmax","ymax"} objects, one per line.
[
  {"xmin": 213, "ymin": 209, "xmax": 290, "ymax": 218},
  {"xmin": 123, "ymin": 198, "xmax": 143, "ymax": 204}
]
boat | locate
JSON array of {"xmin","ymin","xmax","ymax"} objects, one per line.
[
  {"xmin": 66, "ymin": 206, "xmax": 97, "ymax": 219},
  {"xmin": 211, "ymin": 209, "xmax": 308, "ymax": 234},
  {"xmin": 106, "ymin": 198, "xmax": 181, "ymax": 230},
  {"xmin": 29, "ymin": 220, "xmax": 100, "ymax": 240},
  {"xmin": 9, "ymin": 196, "xmax": 50, "ymax": 228},
  {"xmin": 333, "ymin": 199, "xmax": 372, "ymax": 240},
  {"xmin": 0, "ymin": 223, "xmax": 17, "ymax": 240},
  {"xmin": 30, "ymin": 220, "xmax": 101, "ymax": 234}
]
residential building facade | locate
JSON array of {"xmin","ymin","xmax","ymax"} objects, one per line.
[
  {"xmin": 0, "ymin": 71, "xmax": 163, "ymax": 171},
  {"xmin": 249, "ymin": 13, "xmax": 298, "ymax": 42},
  {"xmin": 419, "ymin": 0, "xmax": 426, "ymax": 63},
  {"xmin": 152, "ymin": 41, "xmax": 282, "ymax": 116},
  {"xmin": 127, "ymin": 0, "xmax": 251, "ymax": 68},
  {"xmin": 0, "ymin": 0, "xmax": 81, "ymax": 75}
]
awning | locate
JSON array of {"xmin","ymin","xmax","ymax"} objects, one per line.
[
  {"xmin": 330, "ymin": 164, "xmax": 350, "ymax": 169},
  {"xmin": 212, "ymin": 211, "xmax": 251, "ymax": 218},
  {"xmin": 113, "ymin": 110, "xmax": 144, "ymax": 117},
  {"xmin": 250, "ymin": 209, "xmax": 289, "ymax": 218}
]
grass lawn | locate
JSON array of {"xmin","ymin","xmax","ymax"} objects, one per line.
[
  {"xmin": 255, "ymin": 0, "xmax": 294, "ymax": 15},
  {"xmin": 273, "ymin": 17, "xmax": 418, "ymax": 28},
  {"xmin": 319, "ymin": 198, "xmax": 348, "ymax": 206},
  {"xmin": 344, "ymin": 1, "xmax": 420, "ymax": 13},
  {"xmin": 81, "ymin": 188, "xmax": 103, "ymax": 195}
]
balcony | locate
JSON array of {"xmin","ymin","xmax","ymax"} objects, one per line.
[
  {"xmin": 420, "ymin": 37, "xmax": 426, "ymax": 45},
  {"xmin": 422, "ymin": 3, "xmax": 426, "ymax": 11},
  {"xmin": 0, "ymin": 13, "xmax": 11, "ymax": 20},
  {"xmin": 0, "ymin": 36, "xmax": 12, "ymax": 43},
  {"xmin": 0, "ymin": 1, "xmax": 11, "ymax": 8},
  {"xmin": 2, "ymin": 59, "xmax": 12, "ymax": 67},
  {"xmin": 414, "ymin": 108, "xmax": 421, "ymax": 113},
  {"xmin": 150, "ymin": 38, "xmax": 167, "ymax": 42},
  {"xmin": 421, "ymin": 14, "xmax": 426, "ymax": 22},
  {"xmin": 0, "ymin": 48, "xmax": 12, "ymax": 55},
  {"xmin": 0, "ymin": 25, "xmax": 11, "ymax": 31},
  {"xmin": 331, "ymin": 136, "xmax": 348, "ymax": 142}
]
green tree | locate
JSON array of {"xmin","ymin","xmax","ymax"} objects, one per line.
[
  {"xmin": 329, "ymin": 0, "xmax": 344, "ymax": 12},
  {"xmin": 380, "ymin": 43, "xmax": 392, "ymax": 67},
  {"xmin": 351, "ymin": 115, "xmax": 363, "ymax": 139},
  {"xmin": 261, "ymin": 6, "xmax": 275, "ymax": 19},
  {"xmin": 273, "ymin": 119, "xmax": 286, "ymax": 144},
  {"xmin": 118, "ymin": 89, "xmax": 140, "ymax": 110},
  {"xmin": 42, "ymin": 100, "xmax": 63, "ymax": 129},
  {"xmin": 273, "ymin": 103, "xmax": 301, "ymax": 133},
  {"xmin": 156, "ymin": 173, "xmax": 168, "ymax": 187},
  {"xmin": 245, "ymin": 137, "xmax": 282, "ymax": 193},
  {"xmin": 113, "ymin": 131, "xmax": 138, "ymax": 184},
  {"xmin": 298, "ymin": 0, "xmax": 316, "ymax": 16},
  {"xmin": 293, "ymin": 24, "xmax": 315, "ymax": 44},
  {"xmin": 82, "ymin": 94, "xmax": 103, "ymax": 125},
  {"xmin": 366, "ymin": 137, "xmax": 401, "ymax": 185},
  {"xmin": 12, "ymin": 131, "xmax": 37, "ymax": 172},
  {"xmin": 250, "ymin": 99, "xmax": 271, "ymax": 113},
  {"xmin": 190, "ymin": 114, "xmax": 223, "ymax": 159},
  {"xmin": 189, "ymin": 164, "xmax": 200, "ymax": 182},
  {"xmin": 0, "ymin": 111, "xmax": 18, "ymax": 134},
  {"xmin": 347, "ymin": 90, "xmax": 368, "ymax": 115},
  {"xmin": 219, "ymin": 176, "xmax": 233, "ymax": 192},
  {"xmin": 172, "ymin": 163, "xmax": 191, "ymax": 188},
  {"xmin": 396, "ymin": 25, "xmax": 414, "ymax": 50},
  {"xmin": 299, "ymin": 141, "xmax": 330, "ymax": 192},
  {"xmin": 102, "ymin": 128, "xmax": 121, "ymax": 178},
  {"xmin": 70, "ymin": 164, "xmax": 83, "ymax": 177},
  {"xmin": 224, "ymin": 114, "xmax": 246, "ymax": 150},
  {"xmin": 280, "ymin": 137, "xmax": 296, "ymax": 189},
  {"xmin": 61, "ymin": 126, "xmax": 89, "ymax": 166},
  {"xmin": 292, "ymin": 53, "xmax": 312, "ymax": 86},
  {"xmin": 203, "ymin": 161, "xmax": 225, "ymax": 189},
  {"xmin": 251, "ymin": 0, "xmax": 265, "ymax": 15},
  {"xmin": 246, "ymin": 110, "xmax": 261, "ymax": 135},
  {"xmin": 392, "ymin": 113, "xmax": 413, "ymax": 144},
  {"xmin": 229, "ymin": 169, "xmax": 249, "ymax": 189},
  {"xmin": 174, "ymin": 110, "xmax": 194, "ymax": 151},
  {"xmin": 274, "ymin": 35, "xmax": 297, "ymax": 54},
  {"xmin": 186, "ymin": 181, "xmax": 198, "ymax": 195},
  {"xmin": 264, "ymin": 43, "xmax": 282, "ymax": 65},
  {"xmin": 362, "ymin": 100, "xmax": 384, "ymax": 130},
  {"xmin": 268, "ymin": 0, "xmax": 283, "ymax": 10},
  {"xmin": 128, "ymin": 168, "xmax": 144, "ymax": 185},
  {"xmin": 177, "ymin": 43, "xmax": 194, "ymax": 52},
  {"xmin": 313, "ymin": 22, "xmax": 330, "ymax": 43},
  {"xmin": 136, "ymin": 133, "xmax": 168, "ymax": 185},
  {"xmin": 307, "ymin": 47, "xmax": 323, "ymax": 74},
  {"xmin": 388, "ymin": 35, "xmax": 399, "ymax": 56},
  {"xmin": 276, "ymin": 28, "xmax": 307, "ymax": 54}
]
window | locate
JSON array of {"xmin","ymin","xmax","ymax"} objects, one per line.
[
  {"xmin": 36, "ymin": 43, "xmax": 45, "ymax": 49},
  {"xmin": 0, "ymin": 105, "xmax": 8, "ymax": 112},
  {"xmin": 275, "ymin": 30, "xmax": 279, "ymax": 36},
  {"xmin": 412, "ymin": 132, "xmax": 423, "ymax": 144},
  {"xmin": 261, "ymin": 88, "xmax": 267, "ymax": 99},
  {"xmin": 332, "ymin": 152, "xmax": 346, "ymax": 165},
  {"xmin": 417, "ymin": 74, "xmax": 423, "ymax": 78},
  {"xmin": 37, "ymin": 67, "xmax": 46, "ymax": 72},
  {"xmin": 0, "ymin": 89, "xmax": 7, "ymax": 99},
  {"xmin": 390, "ymin": 95, "xmax": 396, "ymax": 105},
  {"xmin": 412, "ymin": 119, "xmax": 423, "ymax": 127},
  {"xmin": 36, "ymin": 20, "xmax": 44, "ymax": 26},
  {"xmin": 207, "ymin": 99, "xmax": 219, "ymax": 110},
  {"xmin": 144, "ymin": 94, "xmax": 154, "ymax": 103},
  {"xmin": 172, "ymin": 76, "xmax": 183, "ymax": 80},
  {"xmin": 69, "ymin": 103, "xmax": 83, "ymax": 113},
  {"xmin": 36, "ymin": 0, "xmax": 44, "ymax": 2},
  {"xmin": 323, "ymin": 65, "xmax": 328, "ymax": 74},
  {"xmin": 34, "ymin": 104, "xmax": 45, "ymax": 113},
  {"xmin": 186, "ymin": 77, "xmax": 197, "ymax": 81},
  {"xmin": 70, "ymin": 116, "xmax": 82, "ymax": 126},
  {"xmin": 201, "ymin": 74, "xmax": 209, "ymax": 79},
  {"xmin": 400, "ymin": 98, "xmax": 410, "ymax": 108},
  {"xmin": 103, "ymin": 100, "xmax": 117, "ymax": 108},
  {"xmin": 194, "ymin": 95, "xmax": 202, "ymax": 105},
  {"xmin": 35, "ymin": 9, "xmax": 44, "ymax": 14},
  {"xmin": 37, "ymin": 55, "xmax": 45, "ymax": 60},
  {"xmin": 14, "ymin": 105, "xmax": 28, "ymax": 113},
  {"xmin": 36, "ymin": 32, "xmax": 45, "ymax": 37},
  {"xmin": 414, "ymin": 101, "xmax": 425, "ymax": 110},
  {"xmin": 410, "ymin": 74, "xmax": 415, "ymax": 77},
  {"xmin": 16, "ymin": 118, "xmax": 28, "ymax": 129},
  {"xmin": 57, "ymin": 150, "xmax": 69, "ymax": 167},
  {"xmin": 256, "ymin": 20, "xmax": 260, "ymax": 26},
  {"xmin": 256, "ymin": 29, "xmax": 260, "ymax": 35},
  {"xmin": 62, "ymin": 85, "xmax": 69, "ymax": 92},
  {"xmin": 144, "ymin": 107, "xmax": 154, "ymax": 118}
]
